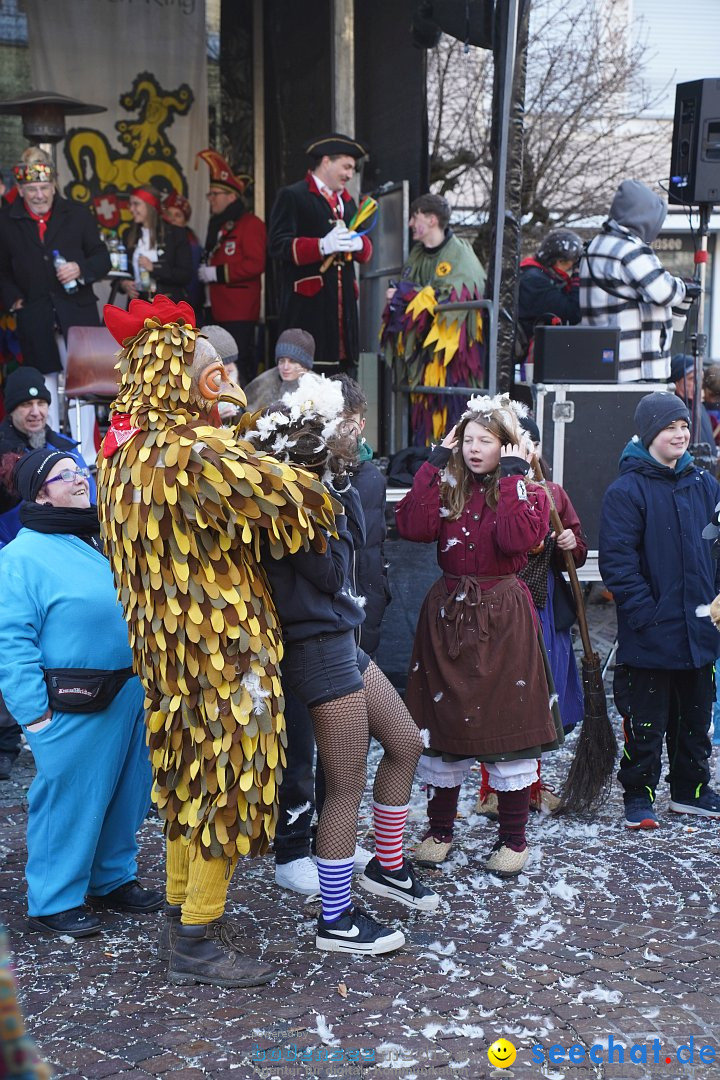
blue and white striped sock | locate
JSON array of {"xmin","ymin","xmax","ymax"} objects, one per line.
[{"xmin": 316, "ymin": 856, "xmax": 355, "ymax": 923}]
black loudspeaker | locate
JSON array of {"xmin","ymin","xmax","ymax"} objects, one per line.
[
  {"xmin": 669, "ymin": 78, "xmax": 720, "ymax": 206},
  {"xmin": 533, "ymin": 326, "xmax": 620, "ymax": 383}
]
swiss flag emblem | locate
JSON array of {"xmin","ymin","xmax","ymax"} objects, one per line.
[{"xmin": 93, "ymin": 193, "xmax": 121, "ymax": 229}]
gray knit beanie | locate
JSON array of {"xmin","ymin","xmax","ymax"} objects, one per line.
[
  {"xmin": 634, "ymin": 392, "xmax": 690, "ymax": 448},
  {"xmin": 275, "ymin": 329, "xmax": 315, "ymax": 370},
  {"xmin": 200, "ymin": 325, "xmax": 239, "ymax": 366}
]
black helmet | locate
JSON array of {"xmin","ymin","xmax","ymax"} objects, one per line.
[{"xmin": 536, "ymin": 228, "xmax": 583, "ymax": 266}]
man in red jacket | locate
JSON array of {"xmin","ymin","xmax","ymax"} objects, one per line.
[{"xmin": 196, "ymin": 149, "xmax": 266, "ymax": 384}]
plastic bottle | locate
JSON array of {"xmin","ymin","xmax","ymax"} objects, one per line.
[
  {"xmin": 52, "ymin": 250, "xmax": 78, "ymax": 293},
  {"xmin": 107, "ymin": 235, "xmax": 119, "ymax": 272},
  {"xmin": 117, "ymin": 239, "xmax": 128, "ymax": 274}
]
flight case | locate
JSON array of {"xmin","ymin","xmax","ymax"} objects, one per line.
[{"xmin": 534, "ymin": 382, "xmax": 670, "ymax": 573}]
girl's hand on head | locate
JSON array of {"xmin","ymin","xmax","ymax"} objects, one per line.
[
  {"xmin": 441, "ymin": 425, "xmax": 458, "ymax": 450},
  {"xmin": 500, "ymin": 433, "xmax": 533, "ymax": 462}
]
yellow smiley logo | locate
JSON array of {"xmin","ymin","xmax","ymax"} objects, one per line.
[
  {"xmin": 436, "ymin": 260, "xmax": 452, "ymax": 276},
  {"xmin": 487, "ymin": 1038, "xmax": 517, "ymax": 1069}
]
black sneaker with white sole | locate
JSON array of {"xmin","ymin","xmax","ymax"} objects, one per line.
[
  {"xmin": 359, "ymin": 857, "xmax": 439, "ymax": 911},
  {"xmin": 315, "ymin": 906, "xmax": 405, "ymax": 955}
]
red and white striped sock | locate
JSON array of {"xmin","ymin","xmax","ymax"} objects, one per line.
[{"xmin": 373, "ymin": 800, "xmax": 409, "ymax": 871}]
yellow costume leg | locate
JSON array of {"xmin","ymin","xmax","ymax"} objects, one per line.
[
  {"xmin": 182, "ymin": 847, "xmax": 238, "ymax": 925},
  {"xmin": 166, "ymin": 836, "xmax": 190, "ymax": 906}
]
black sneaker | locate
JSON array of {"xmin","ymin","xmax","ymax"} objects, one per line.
[
  {"xmin": 315, "ymin": 906, "xmax": 405, "ymax": 955},
  {"xmin": 87, "ymin": 880, "xmax": 164, "ymax": 913},
  {"xmin": 359, "ymin": 857, "xmax": 439, "ymax": 911},
  {"xmin": 28, "ymin": 905, "xmax": 102, "ymax": 939}
]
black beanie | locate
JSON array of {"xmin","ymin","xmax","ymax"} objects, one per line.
[
  {"xmin": 12, "ymin": 448, "xmax": 69, "ymax": 502},
  {"xmin": 3, "ymin": 366, "xmax": 51, "ymax": 415},
  {"xmin": 634, "ymin": 392, "xmax": 690, "ymax": 449},
  {"xmin": 520, "ymin": 415, "xmax": 541, "ymax": 444}
]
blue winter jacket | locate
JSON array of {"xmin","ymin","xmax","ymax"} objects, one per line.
[{"xmin": 599, "ymin": 439, "xmax": 720, "ymax": 669}]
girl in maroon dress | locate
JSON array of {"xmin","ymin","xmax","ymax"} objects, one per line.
[{"xmin": 396, "ymin": 394, "xmax": 563, "ymax": 877}]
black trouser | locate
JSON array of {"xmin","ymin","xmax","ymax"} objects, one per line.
[
  {"xmin": 613, "ymin": 663, "xmax": 714, "ymax": 802},
  {"xmin": 0, "ymin": 692, "xmax": 21, "ymax": 757},
  {"xmin": 274, "ymin": 690, "xmax": 315, "ymax": 864}
]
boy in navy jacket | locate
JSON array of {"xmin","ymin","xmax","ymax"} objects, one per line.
[{"xmin": 599, "ymin": 392, "xmax": 720, "ymax": 829}]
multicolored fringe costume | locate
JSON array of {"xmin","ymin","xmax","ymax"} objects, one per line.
[{"xmin": 381, "ymin": 233, "xmax": 486, "ymax": 445}]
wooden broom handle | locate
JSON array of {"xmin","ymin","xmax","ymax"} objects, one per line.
[{"xmin": 530, "ymin": 457, "xmax": 594, "ymax": 660}]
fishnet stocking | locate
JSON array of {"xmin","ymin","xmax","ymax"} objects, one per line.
[
  {"xmin": 363, "ymin": 661, "xmax": 422, "ymax": 805},
  {"xmin": 311, "ymin": 661, "xmax": 423, "ymax": 861}
]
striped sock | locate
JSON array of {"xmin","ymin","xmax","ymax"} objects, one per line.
[
  {"xmin": 373, "ymin": 800, "xmax": 409, "ymax": 871},
  {"xmin": 316, "ymin": 856, "xmax": 355, "ymax": 922}
]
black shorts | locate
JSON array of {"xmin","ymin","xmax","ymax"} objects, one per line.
[{"xmin": 281, "ymin": 630, "xmax": 371, "ymax": 708}]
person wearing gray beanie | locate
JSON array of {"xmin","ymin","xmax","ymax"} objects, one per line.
[
  {"xmin": 633, "ymin": 391, "xmax": 690, "ymax": 449},
  {"xmin": 201, "ymin": 325, "xmax": 241, "ymax": 423},
  {"xmin": 244, "ymin": 329, "xmax": 316, "ymax": 413},
  {"xmin": 200, "ymin": 325, "xmax": 239, "ymax": 369}
]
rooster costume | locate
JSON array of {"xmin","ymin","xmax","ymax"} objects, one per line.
[{"xmin": 96, "ymin": 295, "xmax": 335, "ymax": 986}]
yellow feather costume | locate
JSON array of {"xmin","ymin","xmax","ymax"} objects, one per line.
[{"xmin": 96, "ymin": 311, "xmax": 336, "ymax": 861}]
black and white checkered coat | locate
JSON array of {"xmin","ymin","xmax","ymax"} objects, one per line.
[{"xmin": 579, "ymin": 221, "xmax": 686, "ymax": 382}]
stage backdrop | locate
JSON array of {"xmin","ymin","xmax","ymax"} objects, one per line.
[{"xmin": 25, "ymin": 0, "xmax": 208, "ymax": 240}]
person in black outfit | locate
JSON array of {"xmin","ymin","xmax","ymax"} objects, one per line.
[
  {"xmin": 517, "ymin": 228, "xmax": 582, "ymax": 367},
  {"xmin": 273, "ymin": 375, "xmax": 391, "ymax": 894},
  {"xmin": 268, "ymin": 134, "xmax": 372, "ymax": 377},
  {"xmin": 0, "ymin": 148, "xmax": 110, "ymax": 435},
  {"xmin": 117, "ymin": 186, "xmax": 191, "ymax": 304}
]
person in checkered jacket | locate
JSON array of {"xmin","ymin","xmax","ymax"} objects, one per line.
[{"xmin": 579, "ymin": 180, "xmax": 698, "ymax": 382}]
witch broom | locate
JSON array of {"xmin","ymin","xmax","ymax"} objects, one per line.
[{"xmin": 531, "ymin": 459, "xmax": 618, "ymax": 814}]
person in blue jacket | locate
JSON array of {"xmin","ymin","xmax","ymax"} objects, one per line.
[
  {"xmin": 0, "ymin": 448, "xmax": 161, "ymax": 937},
  {"xmin": 599, "ymin": 391, "xmax": 720, "ymax": 830},
  {"xmin": 0, "ymin": 366, "xmax": 97, "ymax": 781}
]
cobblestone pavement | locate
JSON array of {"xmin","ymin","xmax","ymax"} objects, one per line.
[{"xmin": 3, "ymin": 588, "xmax": 720, "ymax": 1080}]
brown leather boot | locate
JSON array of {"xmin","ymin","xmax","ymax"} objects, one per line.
[
  {"xmin": 168, "ymin": 919, "xmax": 275, "ymax": 988},
  {"xmin": 157, "ymin": 903, "xmax": 181, "ymax": 962}
]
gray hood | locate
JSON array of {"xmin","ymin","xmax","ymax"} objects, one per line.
[{"xmin": 607, "ymin": 179, "xmax": 667, "ymax": 244}]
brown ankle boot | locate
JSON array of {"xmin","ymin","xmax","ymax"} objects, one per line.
[
  {"xmin": 168, "ymin": 920, "xmax": 275, "ymax": 988},
  {"xmin": 157, "ymin": 904, "xmax": 182, "ymax": 962}
]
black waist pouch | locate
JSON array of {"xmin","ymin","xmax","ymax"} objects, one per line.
[{"xmin": 44, "ymin": 667, "xmax": 135, "ymax": 714}]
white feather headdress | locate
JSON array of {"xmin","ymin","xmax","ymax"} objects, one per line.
[{"xmin": 460, "ymin": 391, "xmax": 528, "ymax": 428}]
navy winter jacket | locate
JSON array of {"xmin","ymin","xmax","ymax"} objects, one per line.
[
  {"xmin": 262, "ymin": 482, "xmax": 367, "ymax": 644},
  {"xmin": 599, "ymin": 440, "xmax": 720, "ymax": 669}
]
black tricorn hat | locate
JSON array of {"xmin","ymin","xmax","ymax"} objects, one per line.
[{"xmin": 304, "ymin": 133, "xmax": 368, "ymax": 160}]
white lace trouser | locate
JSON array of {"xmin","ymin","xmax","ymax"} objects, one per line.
[{"xmin": 416, "ymin": 754, "xmax": 538, "ymax": 792}]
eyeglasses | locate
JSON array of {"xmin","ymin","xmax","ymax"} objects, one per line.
[{"xmin": 45, "ymin": 467, "xmax": 90, "ymax": 485}]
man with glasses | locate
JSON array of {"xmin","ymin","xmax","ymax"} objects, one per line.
[
  {"xmin": 268, "ymin": 134, "xmax": 371, "ymax": 378},
  {"xmin": 195, "ymin": 149, "xmax": 266, "ymax": 385}
]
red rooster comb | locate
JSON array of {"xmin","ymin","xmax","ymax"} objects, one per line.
[{"xmin": 104, "ymin": 294, "xmax": 197, "ymax": 345}]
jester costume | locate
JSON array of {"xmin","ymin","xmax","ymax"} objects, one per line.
[
  {"xmin": 96, "ymin": 295, "xmax": 335, "ymax": 985},
  {"xmin": 381, "ymin": 232, "xmax": 486, "ymax": 445}
]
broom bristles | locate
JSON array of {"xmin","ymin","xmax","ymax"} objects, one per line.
[{"xmin": 556, "ymin": 653, "xmax": 618, "ymax": 816}]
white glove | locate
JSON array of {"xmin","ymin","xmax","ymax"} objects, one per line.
[
  {"xmin": 319, "ymin": 224, "xmax": 352, "ymax": 256},
  {"xmin": 198, "ymin": 264, "xmax": 218, "ymax": 284},
  {"xmin": 345, "ymin": 231, "xmax": 364, "ymax": 252}
]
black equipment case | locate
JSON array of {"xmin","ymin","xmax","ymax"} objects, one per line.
[{"xmin": 534, "ymin": 382, "xmax": 670, "ymax": 569}]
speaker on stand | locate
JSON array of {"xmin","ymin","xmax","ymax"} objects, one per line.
[{"xmin": 668, "ymin": 78, "xmax": 720, "ymax": 468}]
